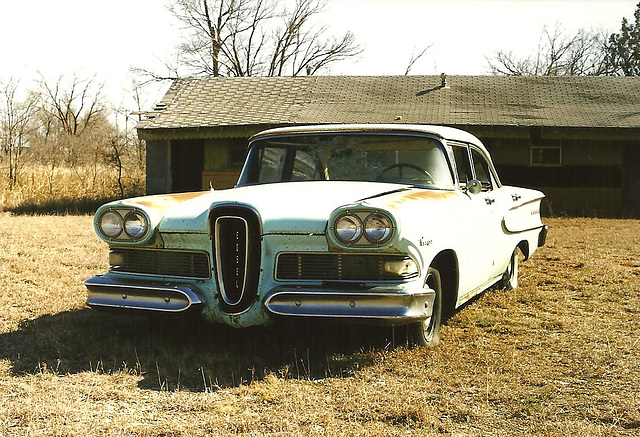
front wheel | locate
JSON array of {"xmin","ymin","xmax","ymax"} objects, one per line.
[
  {"xmin": 408, "ymin": 267, "xmax": 443, "ymax": 347},
  {"xmin": 499, "ymin": 249, "xmax": 519, "ymax": 290}
]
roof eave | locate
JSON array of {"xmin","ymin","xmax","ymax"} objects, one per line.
[{"xmin": 137, "ymin": 124, "xmax": 294, "ymax": 141}]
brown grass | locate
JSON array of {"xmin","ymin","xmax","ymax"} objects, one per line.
[
  {"xmin": 0, "ymin": 165, "xmax": 144, "ymax": 215},
  {"xmin": 0, "ymin": 215, "xmax": 638, "ymax": 435}
]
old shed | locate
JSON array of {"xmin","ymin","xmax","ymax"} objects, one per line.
[{"xmin": 136, "ymin": 75, "xmax": 640, "ymax": 217}]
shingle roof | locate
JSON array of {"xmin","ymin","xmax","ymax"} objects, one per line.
[{"xmin": 137, "ymin": 75, "xmax": 640, "ymax": 135}]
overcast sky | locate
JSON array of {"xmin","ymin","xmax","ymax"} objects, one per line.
[{"xmin": 1, "ymin": 0, "xmax": 637, "ymax": 108}]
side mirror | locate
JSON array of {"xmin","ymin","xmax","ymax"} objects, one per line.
[{"xmin": 466, "ymin": 179, "xmax": 482, "ymax": 195}]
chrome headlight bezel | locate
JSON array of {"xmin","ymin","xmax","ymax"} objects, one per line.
[
  {"xmin": 98, "ymin": 210, "xmax": 124, "ymax": 239},
  {"xmin": 123, "ymin": 211, "xmax": 148, "ymax": 239},
  {"xmin": 334, "ymin": 213, "xmax": 363, "ymax": 244},
  {"xmin": 363, "ymin": 213, "xmax": 393, "ymax": 245},
  {"xmin": 329, "ymin": 208, "xmax": 396, "ymax": 248},
  {"xmin": 96, "ymin": 207, "xmax": 151, "ymax": 243}
]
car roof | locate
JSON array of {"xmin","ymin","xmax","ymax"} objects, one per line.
[{"xmin": 249, "ymin": 124, "xmax": 488, "ymax": 154}]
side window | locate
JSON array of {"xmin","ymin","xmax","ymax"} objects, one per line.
[
  {"xmin": 452, "ymin": 145, "xmax": 472, "ymax": 188},
  {"xmin": 470, "ymin": 148, "xmax": 493, "ymax": 191}
]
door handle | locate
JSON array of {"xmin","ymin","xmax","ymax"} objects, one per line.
[
  {"xmin": 485, "ymin": 197, "xmax": 495, "ymax": 205},
  {"xmin": 511, "ymin": 194, "xmax": 521, "ymax": 201}
]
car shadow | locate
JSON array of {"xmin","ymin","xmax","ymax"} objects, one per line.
[{"xmin": 0, "ymin": 308, "xmax": 409, "ymax": 391}]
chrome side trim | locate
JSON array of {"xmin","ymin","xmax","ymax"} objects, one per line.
[
  {"xmin": 502, "ymin": 222, "xmax": 548, "ymax": 235},
  {"xmin": 85, "ymin": 275, "xmax": 204, "ymax": 313},
  {"xmin": 263, "ymin": 286, "xmax": 435, "ymax": 322},
  {"xmin": 507, "ymin": 196, "xmax": 546, "ymax": 212}
]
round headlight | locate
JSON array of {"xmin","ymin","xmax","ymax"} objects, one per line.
[
  {"xmin": 364, "ymin": 213, "xmax": 393, "ymax": 244},
  {"xmin": 124, "ymin": 211, "xmax": 148, "ymax": 239},
  {"xmin": 99, "ymin": 211, "xmax": 123, "ymax": 238},
  {"xmin": 335, "ymin": 214, "xmax": 362, "ymax": 243}
]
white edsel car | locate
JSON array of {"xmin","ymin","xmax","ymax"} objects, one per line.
[{"xmin": 86, "ymin": 124, "xmax": 548, "ymax": 346}]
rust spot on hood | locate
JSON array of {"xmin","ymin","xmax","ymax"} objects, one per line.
[
  {"xmin": 126, "ymin": 192, "xmax": 210, "ymax": 215},
  {"xmin": 379, "ymin": 189, "xmax": 457, "ymax": 210}
]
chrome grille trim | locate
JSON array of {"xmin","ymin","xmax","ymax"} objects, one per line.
[
  {"xmin": 275, "ymin": 253, "xmax": 419, "ymax": 282},
  {"xmin": 210, "ymin": 205, "xmax": 262, "ymax": 314},
  {"xmin": 214, "ymin": 215, "xmax": 249, "ymax": 306},
  {"xmin": 109, "ymin": 248, "xmax": 211, "ymax": 279}
]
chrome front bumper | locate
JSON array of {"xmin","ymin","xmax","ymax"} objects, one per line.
[
  {"xmin": 85, "ymin": 275, "xmax": 204, "ymax": 313},
  {"xmin": 263, "ymin": 285, "xmax": 435, "ymax": 323}
]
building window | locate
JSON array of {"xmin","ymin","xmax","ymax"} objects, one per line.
[{"xmin": 531, "ymin": 145, "xmax": 562, "ymax": 166}]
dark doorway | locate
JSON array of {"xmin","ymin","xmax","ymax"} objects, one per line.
[{"xmin": 171, "ymin": 140, "xmax": 204, "ymax": 192}]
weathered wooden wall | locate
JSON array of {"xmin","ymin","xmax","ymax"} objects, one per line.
[{"xmin": 145, "ymin": 126, "xmax": 639, "ymax": 217}]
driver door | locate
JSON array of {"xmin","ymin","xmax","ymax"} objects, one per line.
[
  {"xmin": 469, "ymin": 146, "xmax": 508, "ymax": 279},
  {"xmin": 450, "ymin": 144, "xmax": 500, "ymax": 298}
]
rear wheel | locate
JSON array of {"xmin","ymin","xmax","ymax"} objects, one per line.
[
  {"xmin": 408, "ymin": 267, "xmax": 442, "ymax": 347},
  {"xmin": 499, "ymin": 249, "xmax": 519, "ymax": 290}
]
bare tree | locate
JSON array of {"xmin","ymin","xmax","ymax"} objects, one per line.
[
  {"xmin": 139, "ymin": 0, "xmax": 361, "ymax": 80},
  {"xmin": 28, "ymin": 73, "xmax": 132, "ymax": 200},
  {"xmin": 404, "ymin": 44, "xmax": 434, "ymax": 75},
  {"xmin": 127, "ymin": 82, "xmax": 148, "ymax": 169},
  {"xmin": 0, "ymin": 71, "xmax": 148, "ymax": 209},
  {"xmin": 36, "ymin": 73, "xmax": 106, "ymax": 166},
  {"xmin": 37, "ymin": 73, "xmax": 105, "ymax": 136},
  {"xmin": 0, "ymin": 78, "xmax": 36, "ymax": 186},
  {"xmin": 487, "ymin": 24, "xmax": 607, "ymax": 76},
  {"xmin": 110, "ymin": 82, "xmax": 149, "ymax": 198},
  {"xmin": 265, "ymin": 0, "xmax": 360, "ymax": 76},
  {"xmin": 106, "ymin": 132, "xmax": 126, "ymax": 198},
  {"xmin": 30, "ymin": 105, "xmax": 63, "ymax": 196}
]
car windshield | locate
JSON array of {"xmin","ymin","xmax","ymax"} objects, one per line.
[{"xmin": 237, "ymin": 133, "xmax": 455, "ymax": 189}]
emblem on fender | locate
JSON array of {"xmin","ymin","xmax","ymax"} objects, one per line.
[{"xmin": 419, "ymin": 237, "xmax": 433, "ymax": 247}]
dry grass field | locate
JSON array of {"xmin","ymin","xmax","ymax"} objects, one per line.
[
  {"xmin": 0, "ymin": 214, "xmax": 638, "ymax": 436},
  {"xmin": 0, "ymin": 165, "xmax": 144, "ymax": 215}
]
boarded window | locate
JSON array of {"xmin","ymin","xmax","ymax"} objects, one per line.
[
  {"xmin": 531, "ymin": 146, "xmax": 562, "ymax": 166},
  {"xmin": 171, "ymin": 140, "xmax": 204, "ymax": 193}
]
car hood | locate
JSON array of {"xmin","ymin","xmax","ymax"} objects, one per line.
[{"xmin": 124, "ymin": 181, "xmax": 413, "ymax": 235}]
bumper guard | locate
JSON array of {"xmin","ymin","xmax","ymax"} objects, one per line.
[
  {"xmin": 85, "ymin": 275, "xmax": 204, "ymax": 313},
  {"xmin": 264, "ymin": 285, "xmax": 435, "ymax": 323},
  {"xmin": 538, "ymin": 225, "xmax": 549, "ymax": 247}
]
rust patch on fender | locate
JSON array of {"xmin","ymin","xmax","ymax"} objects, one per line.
[
  {"xmin": 126, "ymin": 192, "xmax": 211, "ymax": 214},
  {"xmin": 381, "ymin": 189, "xmax": 458, "ymax": 209}
]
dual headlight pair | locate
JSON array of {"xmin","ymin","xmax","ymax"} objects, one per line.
[
  {"xmin": 333, "ymin": 211, "xmax": 394, "ymax": 246},
  {"xmin": 97, "ymin": 209, "xmax": 149, "ymax": 241}
]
